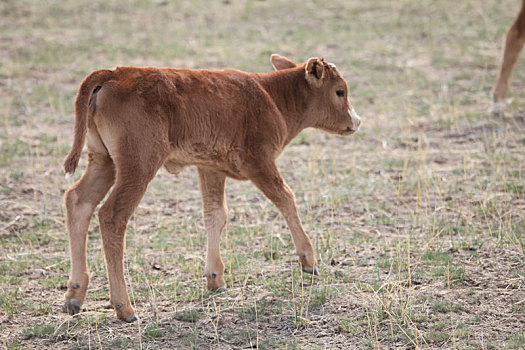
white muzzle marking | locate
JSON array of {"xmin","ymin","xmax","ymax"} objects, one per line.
[{"xmin": 348, "ymin": 107, "xmax": 361, "ymax": 131}]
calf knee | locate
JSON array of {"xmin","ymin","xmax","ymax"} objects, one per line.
[
  {"xmin": 218, "ymin": 204, "xmax": 228, "ymax": 227},
  {"xmin": 204, "ymin": 204, "xmax": 228, "ymax": 232},
  {"xmin": 273, "ymin": 185, "xmax": 296, "ymax": 209}
]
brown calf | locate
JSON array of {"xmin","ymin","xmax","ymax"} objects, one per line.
[
  {"xmin": 63, "ymin": 54, "xmax": 361, "ymax": 322},
  {"xmin": 491, "ymin": 0, "xmax": 525, "ymax": 115}
]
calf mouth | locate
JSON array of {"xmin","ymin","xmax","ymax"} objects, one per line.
[{"xmin": 341, "ymin": 126, "xmax": 358, "ymax": 135}]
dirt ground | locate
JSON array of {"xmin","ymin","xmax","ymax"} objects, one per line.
[{"xmin": 1, "ymin": 0, "xmax": 524, "ymax": 349}]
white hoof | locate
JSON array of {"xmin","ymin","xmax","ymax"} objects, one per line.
[{"xmin": 490, "ymin": 98, "xmax": 505, "ymax": 116}]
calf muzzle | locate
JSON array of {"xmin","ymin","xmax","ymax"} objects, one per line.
[{"xmin": 348, "ymin": 107, "xmax": 361, "ymax": 132}]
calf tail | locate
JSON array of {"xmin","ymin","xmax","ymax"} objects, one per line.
[{"xmin": 64, "ymin": 69, "xmax": 113, "ymax": 177}]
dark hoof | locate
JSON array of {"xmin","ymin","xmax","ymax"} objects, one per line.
[
  {"xmin": 64, "ymin": 299, "xmax": 82, "ymax": 315},
  {"xmin": 125, "ymin": 314, "xmax": 139, "ymax": 323},
  {"xmin": 302, "ymin": 266, "xmax": 320, "ymax": 276}
]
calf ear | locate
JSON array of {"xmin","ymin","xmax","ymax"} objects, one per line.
[
  {"xmin": 305, "ymin": 58, "xmax": 324, "ymax": 87},
  {"xmin": 271, "ymin": 54, "xmax": 297, "ymax": 71}
]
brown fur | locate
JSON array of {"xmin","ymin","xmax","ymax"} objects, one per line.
[
  {"xmin": 491, "ymin": 0, "xmax": 525, "ymax": 114},
  {"xmin": 63, "ymin": 54, "xmax": 360, "ymax": 321}
]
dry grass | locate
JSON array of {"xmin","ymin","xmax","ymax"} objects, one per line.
[{"xmin": 1, "ymin": 0, "xmax": 524, "ymax": 349}]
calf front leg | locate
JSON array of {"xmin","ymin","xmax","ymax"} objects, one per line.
[
  {"xmin": 246, "ymin": 162, "xmax": 318, "ymax": 275},
  {"xmin": 198, "ymin": 168, "xmax": 228, "ymax": 290}
]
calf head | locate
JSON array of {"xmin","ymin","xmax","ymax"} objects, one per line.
[{"xmin": 271, "ymin": 54, "xmax": 361, "ymax": 135}]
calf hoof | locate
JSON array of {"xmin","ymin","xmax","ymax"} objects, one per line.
[
  {"xmin": 301, "ymin": 266, "xmax": 320, "ymax": 276},
  {"xmin": 299, "ymin": 252, "xmax": 318, "ymax": 275},
  {"xmin": 207, "ymin": 282, "xmax": 227, "ymax": 291},
  {"xmin": 205, "ymin": 272, "xmax": 226, "ymax": 291},
  {"xmin": 114, "ymin": 303, "xmax": 137, "ymax": 323},
  {"xmin": 64, "ymin": 298, "xmax": 82, "ymax": 315}
]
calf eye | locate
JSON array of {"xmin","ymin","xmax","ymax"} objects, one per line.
[{"xmin": 336, "ymin": 89, "xmax": 345, "ymax": 97}]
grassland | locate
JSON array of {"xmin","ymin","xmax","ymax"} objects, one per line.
[{"xmin": 1, "ymin": 0, "xmax": 524, "ymax": 349}]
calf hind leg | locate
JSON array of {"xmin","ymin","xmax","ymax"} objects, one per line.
[
  {"xmin": 64, "ymin": 152, "xmax": 115, "ymax": 315},
  {"xmin": 98, "ymin": 158, "xmax": 165, "ymax": 322}
]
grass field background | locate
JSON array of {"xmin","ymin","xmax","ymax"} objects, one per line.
[{"xmin": 1, "ymin": 0, "xmax": 524, "ymax": 349}]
